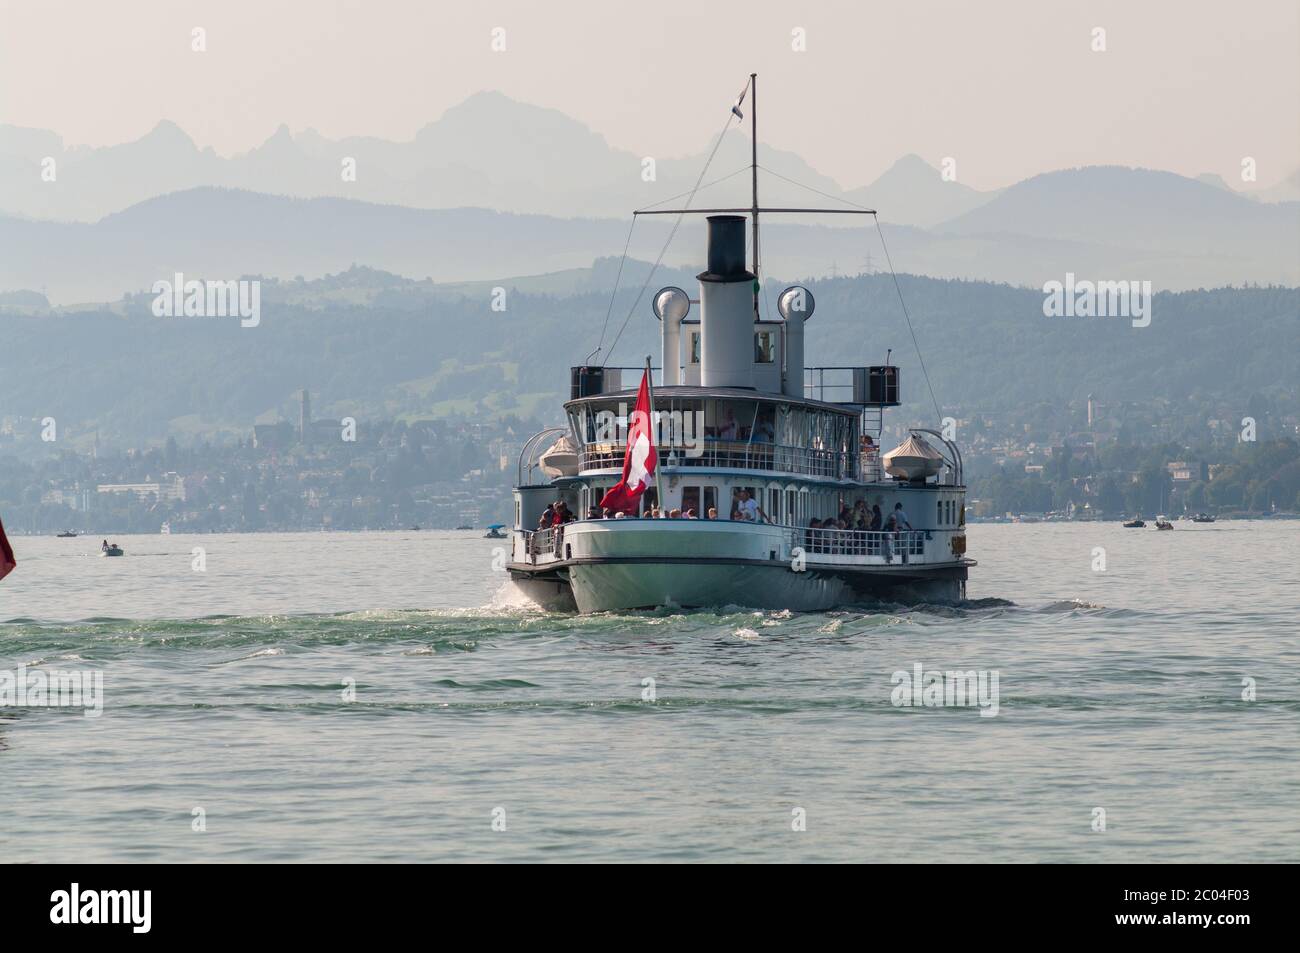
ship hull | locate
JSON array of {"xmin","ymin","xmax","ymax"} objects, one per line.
[
  {"xmin": 507, "ymin": 519, "xmax": 969, "ymax": 612},
  {"xmin": 510, "ymin": 559, "xmax": 966, "ymax": 613}
]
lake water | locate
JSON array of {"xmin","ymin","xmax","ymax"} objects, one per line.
[{"xmin": 1, "ymin": 522, "xmax": 1296, "ymax": 862}]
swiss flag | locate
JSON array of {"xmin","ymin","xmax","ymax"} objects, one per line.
[
  {"xmin": 599, "ymin": 369, "xmax": 658, "ymax": 514},
  {"xmin": 0, "ymin": 513, "xmax": 16, "ymax": 583}
]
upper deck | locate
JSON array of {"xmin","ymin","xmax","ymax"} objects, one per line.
[{"xmin": 564, "ymin": 383, "xmax": 883, "ymax": 483}]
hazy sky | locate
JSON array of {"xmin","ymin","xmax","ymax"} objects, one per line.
[{"xmin": 2, "ymin": 0, "xmax": 1297, "ymax": 190}]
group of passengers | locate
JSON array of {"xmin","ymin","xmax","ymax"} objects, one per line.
[
  {"xmin": 805, "ymin": 501, "xmax": 912, "ymax": 556},
  {"xmin": 532, "ymin": 500, "xmax": 574, "ymax": 556},
  {"xmin": 583, "ymin": 505, "xmax": 724, "ymax": 521},
  {"xmin": 537, "ymin": 500, "xmax": 574, "ymax": 529}
]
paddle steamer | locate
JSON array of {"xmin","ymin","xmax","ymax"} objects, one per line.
[{"xmin": 506, "ymin": 76, "xmax": 973, "ymax": 612}]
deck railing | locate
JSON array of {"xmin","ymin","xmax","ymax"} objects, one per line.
[
  {"xmin": 784, "ymin": 525, "xmax": 925, "ymax": 560},
  {"xmin": 521, "ymin": 526, "xmax": 565, "ymax": 562},
  {"xmin": 581, "ymin": 441, "xmax": 863, "ymax": 480},
  {"xmin": 515, "ymin": 519, "xmax": 928, "ymax": 566}
]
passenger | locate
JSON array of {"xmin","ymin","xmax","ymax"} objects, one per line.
[
  {"xmin": 586, "ymin": 506, "xmax": 600, "ymax": 520},
  {"xmin": 870, "ymin": 504, "xmax": 883, "ymax": 531},
  {"xmin": 892, "ymin": 502, "xmax": 912, "ymax": 562},
  {"xmin": 807, "ymin": 517, "xmax": 822, "ymax": 553},
  {"xmin": 706, "ymin": 507, "xmax": 718, "ymax": 520},
  {"xmin": 538, "ymin": 505, "xmax": 555, "ymax": 530},
  {"xmin": 669, "ymin": 508, "xmax": 682, "ymax": 518},
  {"xmin": 614, "ymin": 511, "xmax": 627, "ymax": 519},
  {"xmin": 737, "ymin": 488, "xmax": 760, "ymax": 522},
  {"xmin": 684, "ymin": 508, "xmax": 697, "ymax": 519},
  {"xmin": 101, "ymin": 539, "xmax": 109, "ymax": 552},
  {"xmin": 602, "ymin": 508, "xmax": 615, "ymax": 519},
  {"xmin": 719, "ymin": 407, "xmax": 738, "ymax": 441}
]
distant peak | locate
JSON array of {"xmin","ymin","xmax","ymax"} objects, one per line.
[
  {"xmin": 254, "ymin": 123, "xmax": 298, "ymax": 151},
  {"xmin": 143, "ymin": 119, "xmax": 195, "ymax": 147}
]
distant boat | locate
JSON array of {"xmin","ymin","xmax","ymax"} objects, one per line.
[
  {"xmin": 56, "ymin": 530, "xmax": 78, "ymax": 538},
  {"xmin": 454, "ymin": 524, "xmax": 473, "ymax": 531},
  {"xmin": 484, "ymin": 523, "xmax": 506, "ymax": 539},
  {"xmin": 1192, "ymin": 513, "xmax": 1216, "ymax": 523},
  {"xmin": 1122, "ymin": 519, "xmax": 1146, "ymax": 528},
  {"xmin": 1155, "ymin": 516, "xmax": 1174, "ymax": 530},
  {"xmin": 409, "ymin": 524, "xmax": 421, "ymax": 531}
]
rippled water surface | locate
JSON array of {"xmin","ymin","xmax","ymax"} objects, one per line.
[{"xmin": 1, "ymin": 523, "xmax": 1297, "ymax": 862}]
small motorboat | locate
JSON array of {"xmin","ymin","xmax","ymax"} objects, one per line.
[
  {"xmin": 1192, "ymin": 513, "xmax": 1216, "ymax": 523},
  {"xmin": 454, "ymin": 524, "xmax": 473, "ymax": 531},
  {"xmin": 101, "ymin": 545, "xmax": 124, "ymax": 557},
  {"xmin": 1155, "ymin": 517, "xmax": 1173, "ymax": 530},
  {"xmin": 1122, "ymin": 518, "xmax": 1145, "ymax": 528},
  {"xmin": 409, "ymin": 524, "xmax": 421, "ymax": 531},
  {"xmin": 57, "ymin": 530, "xmax": 78, "ymax": 538},
  {"xmin": 484, "ymin": 523, "xmax": 507, "ymax": 539}
]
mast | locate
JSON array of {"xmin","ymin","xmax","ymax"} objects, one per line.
[{"xmin": 750, "ymin": 72, "xmax": 759, "ymax": 321}]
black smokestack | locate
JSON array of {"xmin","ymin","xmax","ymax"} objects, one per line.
[{"xmin": 703, "ymin": 215, "xmax": 750, "ymax": 282}]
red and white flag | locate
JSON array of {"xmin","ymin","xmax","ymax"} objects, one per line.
[
  {"xmin": 0, "ymin": 514, "xmax": 16, "ymax": 583},
  {"xmin": 599, "ymin": 369, "xmax": 658, "ymax": 515}
]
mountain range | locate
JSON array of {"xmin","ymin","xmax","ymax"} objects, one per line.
[
  {"xmin": 4, "ymin": 90, "xmax": 1297, "ymax": 225},
  {"xmin": 1, "ymin": 91, "xmax": 1297, "ymax": 303},
  {"xmin": 1, "ymin": 266, "xmax": 1293, "ymax": 449}
]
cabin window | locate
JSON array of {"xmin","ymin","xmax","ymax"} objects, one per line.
[
  {"xmin": 682, "ymin": 486, "xmax": 701, "ymax": 518},
  {"xmin": 702, "ymin": 486, "xmax": 718, "ymax": 519},
  {"xmin": 754, "ymin": 330, "xmax": 775, "ymax": 363},
  {"xmin": 769, "ymin": 488, "xmax": 780, "ymax": 523},
  {"xmin": 730, "ymin": 486, "xmax": 759, "ymax": 521},
  {"xmin": 689, "ymin": 331, "xmax": 701, "ymax": 364}
]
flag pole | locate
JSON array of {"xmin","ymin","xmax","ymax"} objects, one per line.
[{"xmin": 644, "ymin": 355, "xmax": 665, "ymax": 517}]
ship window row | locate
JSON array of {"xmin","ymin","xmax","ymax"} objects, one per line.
[
  {"xmin": 686, "ymin": 331, "xmax": 776, "ymax": 365},
  {"xmin": 569, "ymin": 398, "xmax": 860, "ymax": 477},
  {"xmin": 576, "ymin": 480, "xmax": 906, "ymax": 528},
  {"xmin": 936, "ymin": 497, "xmax": 964, "ymax": 526}
]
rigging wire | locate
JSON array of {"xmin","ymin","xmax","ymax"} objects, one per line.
[
  {"xmin": 756, "ymin": 164, "xmax": 944, "ymax": 423},
  {"xmin": 601, "ymin": 105, "xmax": 744, "ymax": 368},
  {"xmin": 593, "ymin": 166, "xmax": 750, "ymax": 360},
  {"xmin": 874, "ymin": 217, "xmax": 943, "ymax": 424},
  {"xmin": 592, "ymin": 217, "xmax": 636, "ymax": 359},
  {"xmin": 638, "ymin": 165, "xmax": 752, "ymax": 211}
]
